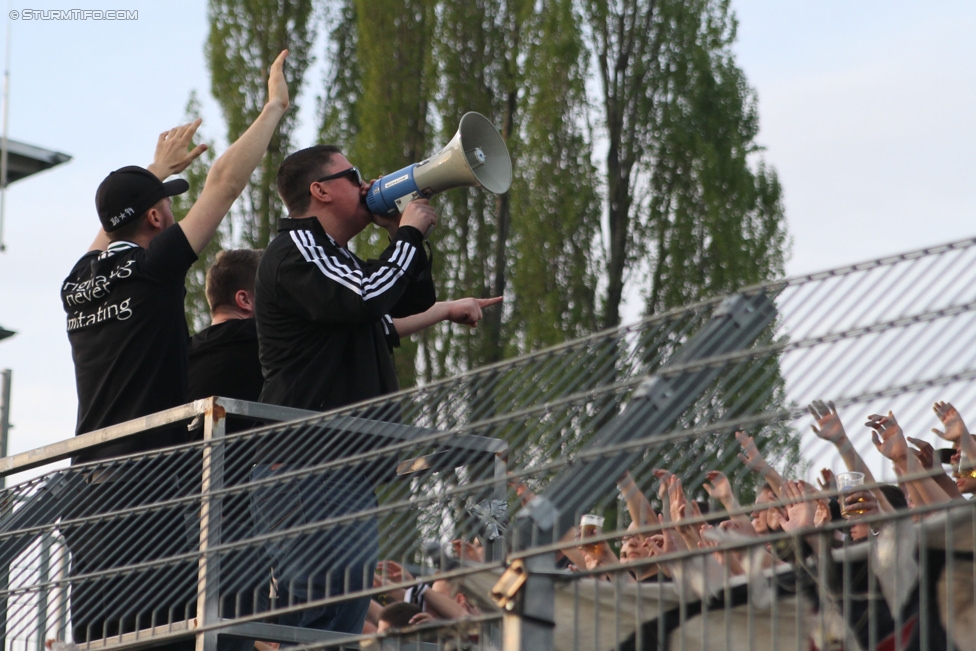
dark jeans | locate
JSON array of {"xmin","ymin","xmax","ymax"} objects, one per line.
[
  {"xmin": 249, "ymin": 465, "xmax": 378, "ymax": 634},
  {"xmin": 62, "ymin": 467, "xmax": 197, "ymax": 647}
]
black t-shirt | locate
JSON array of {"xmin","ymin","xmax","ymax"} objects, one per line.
[
  {"xmin": 61, "ymin": 225, "xmax": 197, "ymax": 461},
  {"xmin": 187, "ymin": 318, "xmax": 263, "ymax": 402}
]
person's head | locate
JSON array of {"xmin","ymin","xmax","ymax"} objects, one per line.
[
  {"xmin": 950, "ymin": 447, "xmax": 976, "ymax": 494},
  {"xmin": 619, "ymin": 521, "xmax": 648, "ymax": 563},
  {"xmin": 620, "ymin": 521, "xmax": 658, "ymax": 580},
  {"xmin": 205, "ymin": 249, "xmax": 263, "ymax": 322},
  {"xmin": 376, "ymin": 602, "xmax": 422, "ymax": 634},
  {"xmin": 96, "ymin": 166, "xmax": 188, "ymax": 244},
  {"xmin": 277, "ymin": 145, "xmax": 371, "ymax": 241}
]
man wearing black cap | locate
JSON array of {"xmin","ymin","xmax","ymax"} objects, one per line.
[
  {"xmin": 63, "ymin": 50, "xmax": 289, "ymax": 455},
  {"xmin": 58, "ymin": 51, "xmax": 290, "ymax": 648}
]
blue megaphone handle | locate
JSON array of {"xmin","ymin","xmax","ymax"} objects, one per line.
[{"xmin": 366, "ymin": 163, "xmax": 430, "ymax": 216}]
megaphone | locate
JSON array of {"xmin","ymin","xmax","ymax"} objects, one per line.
[{"xmin": 366, "ymin": 112, "xmax": 512, "ymax": 216}]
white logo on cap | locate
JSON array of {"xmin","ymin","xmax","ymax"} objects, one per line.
[{"xmin": 109, "ymin": 207, "xmax": 136, "ymax": 226}]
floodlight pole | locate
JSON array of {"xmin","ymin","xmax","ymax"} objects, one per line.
[{"xmin": 504, "ymin": 292, "xmax": 777, "ymax": 651}]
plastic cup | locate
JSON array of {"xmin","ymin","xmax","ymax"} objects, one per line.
[
  {"xmin": 836, "ymin": 471, "xmax": 865, "ymax": 518},
  {"xmin": 578, "ymin": 514, "xmax": 605, "ymax": 552}
]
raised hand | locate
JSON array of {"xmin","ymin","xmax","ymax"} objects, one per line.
[
  {"xmin": 816, "ymin": 467, "xmax": 835, "ymax": 492},
  {"xmin": 932, "ymin": 401, "xmax": 969, "ymax": 443},
  {"xmin": 735, "ymin": 430, "xmax": 768, "ymax": 473},
  {"xmin": 266, "ymin": 49, "xmax": 290, "ymax": 112},
  {"xmin": 667, "ymin": 475, "xmax": 688, "ymax": 524},
  {"xmin": 719, "ymin": 519, "xmax": 759, "ymax": 537},
  {"xmin": 374, "ymin": 559, "xmax": 414, "ymax": 587},
  {"xmin": 809, "ymin": 400, "xmax": 849, "ymax": 445},
  {"xmin": 906, "ymin": 436, "xmax": 935, "ymax": 470},
  {"xmin": 779, "ymin": 480, "xmax": 816, "ymax": 533},
  {"xmin": 866, "ymin": 411, "xmax": 908, "ymax": 464},
  {"xmin": 653, "ymin": 468, "xmax": 673, "ymax": 502},
  {"xmin": 703, "ymin": 470, "xmax": 734, "ymax": 504},
  {"xmin": 149, "ymin": 118, "xmax": 208, "ymax": 179}
]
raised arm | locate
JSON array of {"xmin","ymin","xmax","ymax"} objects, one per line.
[
  {"xmin": 87, "ymin": 119, "xmax": 209, "ymax": 253},
  {"xmin": 735, "ymin": 430, "xmax": 785, "ymax": 498},
  {"xmin": 867, "ymin": 411, "xmax": 950, "ymax": 508},
  {"xmin": 703, "ymin": 470, "xmax": 751, "ymax": 526},
  {"xmin": 617, "ymin": 471, "xmax": 655, "ymax": 527},
  {"xmin": 932, "ymin": 401, "xmax": 976, "ymax": 465},
  {"xmin": 906, "ymin": 435, "xmax": 962, "ymax": 499},
  {"xmin": 179, "ymin": 50, "xmax": 290, "ymax": 254},
  {"xmin": 808, "ymin": 400, "xmax": 877, "ymax": 481},
  {"xmin": 393, "ymin": 296, "xmax": 503, "ymax": 338}
]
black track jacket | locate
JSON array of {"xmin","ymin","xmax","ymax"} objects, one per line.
[{"xmin": 255, "ymin": 217, "xmax": 435, "ymax": 412}]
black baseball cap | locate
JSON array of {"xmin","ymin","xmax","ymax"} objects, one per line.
[{"xmin": 96, "ymin": 166, "xmax": 189, "ymax": 232}]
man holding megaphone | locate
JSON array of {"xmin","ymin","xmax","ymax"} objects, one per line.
[{"xmin": 252, "ymin": 144, "xmax": 501, "ymax": 634}]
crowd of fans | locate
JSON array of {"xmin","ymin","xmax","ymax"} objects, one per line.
[{"xmin": 369, "ymin": 399, "xmax": 976, "ymax": 640}]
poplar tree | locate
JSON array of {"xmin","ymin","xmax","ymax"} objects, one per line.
[
  {"xmin": 582, "ymin": 0, "xmax": 787, "ymax": 325},
  {"xmin": 206, "ymin": 0, "xmax": 316, "ymax": 247},
  {"xmin": 509, "ymin": 0, "xmax": 602, "ymax": 348}
]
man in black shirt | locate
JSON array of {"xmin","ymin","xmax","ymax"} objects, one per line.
[
  {"xmin": 187, "ymin": 249, "xmax": 267, "ymax": 632},
  {"xmin": 60, "ymin": 51, "xmax": 290, "ymax": 646},
  {"xmin": 188, "ymin": 248, "xmax": 264, "ymax": 404},
  {"xmin": 254, "ymin": 145, "xmax": 500, "ymax": 634}
]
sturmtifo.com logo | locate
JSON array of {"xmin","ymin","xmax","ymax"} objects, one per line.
[{"xmin": 9, "ymin": 9, "xmax": 138, "ymax": 21}]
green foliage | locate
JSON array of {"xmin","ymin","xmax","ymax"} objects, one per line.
[
  {"xmin": 643, "ymin": 0, "xmax": 787, "ymax": 315},
  {"xmin": 207, "ymin": 0, "xmax": 790, "ymax": 408},
  {"xmin": 172, "ymin": 92, "xmax": 218, "ymax": 335},
  {"xmin": 509, "ymin": 0, "xmax": 602, "ymax": 349},
  {"xmin": 206, "ymin": 0, "xmax": 317, "ymax": 247}
]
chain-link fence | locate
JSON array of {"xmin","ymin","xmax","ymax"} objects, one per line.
[{"xmin": 3, "ymin": 237, "xmax": 976, "ymax": 650}]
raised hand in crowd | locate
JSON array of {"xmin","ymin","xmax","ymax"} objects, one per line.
[
  {"xmin": 667, "ymin": 475, "xmax": 704, "ymax": 550},
  {"xmin": 779, "ymin": 480, "xmax": 817, "ymax": 534},
  {"xmin": 868, "ymin": 411, "xmax": 951, "ymax": 508},
  {"xmin": 374, "ymin": 560, "xmax": 414, "ymax": 604},
  {"xmin": 816, "ymin": 467, "xmax": 835, "ymax": 492},
  {"xmin": 907, "ymin": 434, "xmax": 962, "ymax": 498},
  {"xmin": 735, "ymin": 430, "xmax": 786, "ymax": 498},
  {"xmin": 932, "ymin": 401, "xmax": 976, "ymax": 464},
  {"xmin": 867, "ymin": 411, "xmax": 909, "ymax": 467},
  {"xmin": 618, "ymin": 470, "xmax": 655, "ymax": 527},
  {"xmin": 810, "ymin": 400, "xmax": 877, "ymax": 481},
  {"xmin": 697, "ymin": 523, "xmax": 745, "ymax": 575},
  {"xmin": 809, "ymin": 400, "xmax": 849, "ymax": 446},
  {"xmin": 703, "ymin": 470, "xmax": 752, "ymax": 526}
]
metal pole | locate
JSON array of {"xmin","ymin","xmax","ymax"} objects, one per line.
[
  {"xmin": 196, "ymin": 397, "xmax": 226, "ymax": 651},
  {"xmin": 0, "ymin": 369, "xmax": 10, "ymax": 484},
  {"xmin": 0, "ymin": 18, "xmax": 10, "ymax": 252},
  {"xmin": 36, "ymin": 534, "xmax": 50, "ymax": 651},
  {"xmin": 0, "ymin": 369, "xmax": 11, "ymax": 651}
]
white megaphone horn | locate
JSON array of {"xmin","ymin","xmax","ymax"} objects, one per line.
[{"xmin": 366, "ymin": 112, "xmax": 513, "ymax": 216}]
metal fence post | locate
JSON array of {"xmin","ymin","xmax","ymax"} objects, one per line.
[{"xmin": 196, "ymin": 398, "xmax": 226, "ymax": 651}]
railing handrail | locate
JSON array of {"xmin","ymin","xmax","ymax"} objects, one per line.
[{"xmin": 0, "ymin": 396, "xmax": 508, "ymax": 480}]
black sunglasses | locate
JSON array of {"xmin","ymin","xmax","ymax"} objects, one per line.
[{"xmin": 310, "ymin": 167, "xmax": 362, "ymax": 193}]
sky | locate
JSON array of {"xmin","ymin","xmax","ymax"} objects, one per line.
[{"xmin": 0, "ymin": 1, "xmax": 974, "ymax": 483}]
